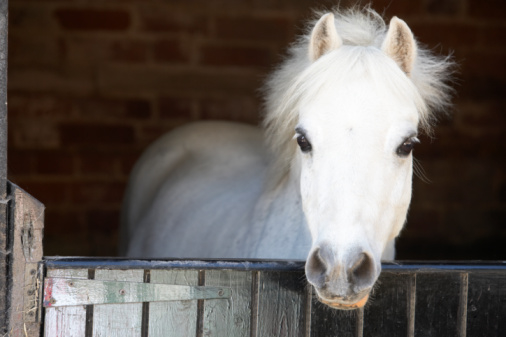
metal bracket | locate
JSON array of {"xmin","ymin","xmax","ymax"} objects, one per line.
[{"xmin": 43, "ymin": 278, "xmax": 232, "ymax": 307}]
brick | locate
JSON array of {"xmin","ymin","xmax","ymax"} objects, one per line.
[
  {"xmin": 469, "ymin": 0, "xmax": 506, "ymax": 20},
  {"xmin": 10, "ymin": 120, "xmax": 60, "ymax": 149},
  {"xmin": 412, "ymin": 160, "xmax": 497, "ymax": 205},
  {"xmin": 442, "ymin": 209, "xmax": 506, "ymax": 244},
  {"xmin": 7, "ymin": 152, "xmax": 35, "ymax": 176},
  {"xmin": 456, "ymin": 101, "xmax": 506, "ymax": 130},
  {"xmin": 62, "ymin": 38, "xmax": 148, "ymax": 74},
  {"xmin": 44, "ymin": 232, "xmax": 91, "ymax": 256},
  {"xmin": 59, "ymin": 123, "xmax": 135, "ymax": 146},
  {"xmin": 139, "ymin": 6, "xmax": 208, "ymax": 34},
  {"xmin": 410, "ymin": 23, "xmax": 477, "ymax": 50},
  {"xmin": 460, "ymin": 76, "xmax": 506, "ymax": 101},
  {"xmin": 500, "ymin": 181, "xmax": 506, "ymax": 203},
  {"xmin": 35, "ymin": 151, "xmax": 75, "ymax": 175},
  {"xmin": 20, "ymin": 181, "xmax": 71, "ymax": 205},
  {"xmin": 159, "ymin": 97, "xmax": 195, "ymax": 119},
  {"xmin": 199, "ymin": 96, "xmax": 260, "ymax": 123},
  {"xmin": 425, "ymin": 0, "xmax": 463, "ymax": 15},
  {"xmin": 86, "ymin": 209, "xmax": 119, "ymax": 232},
  {"xmin": 75, "ymin": 98, "xmax": 151, "ymax": 120},
  {"xmin": 54, "ymin": 8, "xmax": 131, "ymax": 31},
  {"xmin": 411, "ymin": 24, "xmax": 506, "ymax": 52},
  {"xmin": 98, "ymin": 65, "xmax": 262, "ymax": 96},
  {"xmin": 139, "ymin": 124, "xmax": 182, "ymax": 145},
  {"xmin": 8, "ymin": 68, "xmax": 94, "ymax": 95},
  {"xmin": 45, "ymin": 209, "xmax": 84, "ymax": 234},
  {"xmin": 416, "ymin": 128, "xmax": 506, "ymax": 159},
  {"xmin": 78, "ymin": 152, "xmax": 119, "ymax": 176},
  {"xmin": 9, "ymin": 3, "xmax": 59, "ymax": 32},
  {"xmin": 8, "ymin": 93, "xmax": 75, "ymax": 118},
  {"xmin": 200, "ymin": 44, "xmax": 273, "ymax": 68},
  {"xmin": 153, "ymin": 39, "xmax": 190, "ymax": 63},
  {"xmin": 110, "ymin": 40, "xmax": 148, "ymax": 63},
  {"xmin": 125, "ymin": 100, "xmax": 152, "ymax": 119},
  {"xmin": 215, "ymin": 16, "xmax": 294, "ymax": 42},
  {"xmin": 404, "ymin": 209, "xmax": 442, "ymax": 239},
  {"xmin": 88, "ymin": 230, "xmax": 119, "ymax": 256},
  {"xmin": 9, "ymin": 33, "xmax": 61, "ymax": 68},
  {"xmin": 119, "ymin": 152, "xmax": 143, "ymax": 176},
  {"xmin": 460, "ymin": 52, "xmax": 506, "ymax": 78},
  {"xmin": 70, "ymin": 181, "xmax": 126, "ymax": 204},
  {"xmin": 351, "ymin": 0, "xmax": 425, "ymax": 18}
]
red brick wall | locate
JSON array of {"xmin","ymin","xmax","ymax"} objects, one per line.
[{"xmin": 7, "ymin": 0, "xmax": 506, "ymax": 258}]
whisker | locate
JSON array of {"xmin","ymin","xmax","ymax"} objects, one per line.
[{"xmin": 413, "ymin": 157, "xmax": 431, "ymax": 184}]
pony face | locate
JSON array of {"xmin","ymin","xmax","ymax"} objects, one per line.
[
  {"xmin": 263, "ymin": 8, "xmax": 453, "ymax": 310},
  {"xmin": 297, "ymin": 13, "xmax": 422, "ymax": 310},
  {"xmin": 298, "ymin": 62, "xmax": 419, "ymax": 309}
]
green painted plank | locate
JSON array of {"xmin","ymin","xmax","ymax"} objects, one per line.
[
  {"xmin": 148, "ymin": 269, "xmax": 199, "ymax": 337},
  {"xmin": 203, "ymin": 270, "xmax": 252, "ymax": 337},
  {"xmin": 92, "ymin": 269, "xmax": 144, "ymax": 337},
  {"xmin": 44, "ymin": 278, "xmax": 230, "ymax": 307},
  {"xmin": 44, "ymin": 269, "xmax": 88, "ymax": 337}
]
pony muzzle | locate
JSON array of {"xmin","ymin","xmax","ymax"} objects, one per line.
[{"xmin": 305, "ymin": 244, "xmax": 379, "ymax": 310}]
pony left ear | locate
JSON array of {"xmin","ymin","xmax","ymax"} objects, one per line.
[
  {"xmin": 381, "ymin": 17, "xmax": 417, "ymax": 76},
  {"xmin": 309, "ymin": 13, "xmax": 342, "ymax": 62}
]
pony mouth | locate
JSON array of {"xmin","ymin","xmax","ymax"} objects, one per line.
[{"xmin": 317, "ymin": 293, "xmax": 369, "ymax": 310}]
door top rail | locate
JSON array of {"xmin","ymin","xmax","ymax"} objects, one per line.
[{"xmin": 43, "ymin": 257, "xmax": 506, "ymax": 272}]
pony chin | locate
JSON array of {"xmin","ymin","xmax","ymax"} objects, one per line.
[{"xmin": 318, "ymin": 293, "xmax": 370, "ymax": 310}]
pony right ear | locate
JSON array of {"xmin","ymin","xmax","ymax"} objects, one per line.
[
  {"xmin": 381, "ymin": 17, "xmax": 417, "ymax": 75},
  {"xmin": 309, "ymin": 13, "xmax": 342, "ymax": 62}
]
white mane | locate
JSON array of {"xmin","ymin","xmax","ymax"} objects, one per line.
[{"xmin": 262, "ymin": 6, "xmax": 454, "ymax": 181}]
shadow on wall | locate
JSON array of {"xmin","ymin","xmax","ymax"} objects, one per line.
[{"xmin": 6, "ymin": 0, "xmax": 506, "ymax": 259}]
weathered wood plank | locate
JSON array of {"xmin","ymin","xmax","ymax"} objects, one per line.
[
  {"xmin": 8, "ymin": 184, "xmax": 45, "ymax": 337},
  {"xmin": 310, "ymin": 291, "xmax": 357, "ymax": 337},
  {"xmin": 466, "ymin": 271, "xmax": 506, "ymax": 336},
  {"xmin": 0, "ymin": 7, "xmax": 7, "ymax": 333},
  {"xmin": 203, "ymin": 270, "xmax": 252, "ymax": 337},
  {"xmin": 363, "ymin": 272, "xmax": 414, "ymax": 337},
  {"xmin": 256, "ymin": 271, "xmax": 307, "ymax": 337},
  {"xmin": 92, "ymin": 269, "xmax": 144, "ymax": 337},
  {"xmin": 44, "ymin": 278, "xmax": 229, "ymax": 307},
  {"xmin": 44, "ymin": 269, "xmax": 88, "ymax": 337},
  {"xmin": 414, "ymin": 272, "xmax": 462, "ymax": 337},
  {"xmin": 148, "ymin": 269, "xmax": 199, "ymax": 337}
]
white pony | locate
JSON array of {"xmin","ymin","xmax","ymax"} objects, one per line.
[{"xmin": 121, "ymin": 7, "xmax": 453, "ymax": 309}]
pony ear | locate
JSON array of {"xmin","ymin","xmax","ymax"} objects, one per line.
[
  {"xmin": 309, "ymin": 13, "xmax": 342, "ymax": 62},
  {"xmin": 381, "ymin": 17, "xmax": 417, "ymax": 75}
]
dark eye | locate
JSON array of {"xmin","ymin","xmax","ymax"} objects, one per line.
[
  {"xmin": 397, "ymin": 137, "xmax": 419, "ymax": 157},
  {"xmin": 297, "ymin": 134, "xmax": 312, "ymax": 153}
]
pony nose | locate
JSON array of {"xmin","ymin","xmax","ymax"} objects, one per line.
[{"xmin": 305, "ymin": 245, "xmax": 377, "ymax": 295}]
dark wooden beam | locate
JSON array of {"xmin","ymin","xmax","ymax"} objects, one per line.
[{"xmin": 0, "ymin": 1, "xmax": 9, "ymax": 335}]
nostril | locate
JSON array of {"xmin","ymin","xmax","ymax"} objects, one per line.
[
  {"xmin": 305, "ymin": 248, "xmax": 327, "ymax": 287},
  {"xmin": 349, "ymin": 252, "xmax": 375, "ymax": 289}
]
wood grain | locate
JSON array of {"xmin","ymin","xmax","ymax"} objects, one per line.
[
  {"xmin": 256, "ymin": 271, "xmax": 307, "ymax": 337},
  {"xmin": 92, "ymin": 269, "xmax": 144, "ymax": 337},
  {"xmin": 203, "ymin": 270, "xmax": 252, "ymax": 337},
  {"xmin": 148, "ymin": 269, "xmax": 199, "ymax": 337},
  {"xmin": 44, "ymin": 269, "xmax": 88, "ymax": 337}
]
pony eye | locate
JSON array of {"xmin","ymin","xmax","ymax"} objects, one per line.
[
  {"xmin": 297, "ymin": 134, "xmax": 312, "ymax": 153},
  {"xmin": 397, "ymin": 137, "xmax": 419, "ymax": 157}
]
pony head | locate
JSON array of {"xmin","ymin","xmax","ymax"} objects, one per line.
[{"xmin": 263, "ymin": 8, "xmax": 453, "ymax": 309}]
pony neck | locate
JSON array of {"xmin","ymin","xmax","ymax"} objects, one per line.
[
  {"xmin": 261, "ymin": 153, "xmax": 303, "ymax": 216},
  {"xmin": 250, "ymin": 154, "xmax": 309, "ymax": 259}
]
